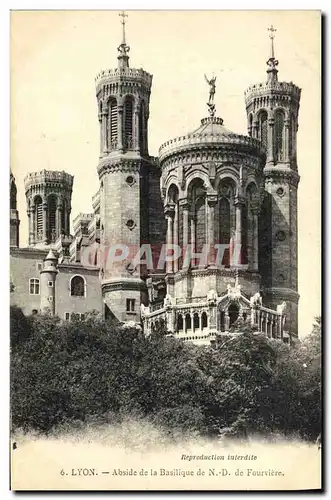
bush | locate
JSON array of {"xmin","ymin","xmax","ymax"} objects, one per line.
[{"xmin": 10, "ymin": 310, "xmax": 321, "ymax": 440}]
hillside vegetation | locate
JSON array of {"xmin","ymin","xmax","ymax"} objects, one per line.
[{"xmin": 10, "ymin": 307, "xmax": 321, "ymax": 441}]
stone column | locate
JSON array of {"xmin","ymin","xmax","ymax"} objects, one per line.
[
  {"xmin": 29, "ymin": 206, "xmax": 35, "ymax": 245},
  {"xmin": 65, "ymin": 208, "xmax": 71, "ymax": 236},
  {"xmin": 267, "ymin": 114, "xmax": 275, "ymax": 164},
  {"xmin": 278, "ymin": 316, "xmax": 283, "ymax": 339},
  {"xmin": 284, "ymin": 117, "xmax": 290, "ymax": 163},
  {"xmin": 173, "ymin": 203, "xmax": 179, "ymax": 273},
  {"xmin": 207, "ymin": 195, "xmax": 217, "ymax": 265},
  {"xmin": 100, "ymin": 110, "xmax": 108, "ymax": 153},
  {"xmin": 234, "ymin": 198, "xmax": 243, "ymax": 266},
  {"xmin": 165, "ymin": 204, "xmax": 175, "ymax": 274},
  {"xmin": 145, "ymin": 109, "xmax": 149, "ymax": 154},
  {"xmin": 224, "ymin": 312, "xmax": 230, "ymax": 332},
  {"xmin": 265, "ymin": 313, "xmax": 269, "ymax": 337},
  {"xmin": 251, "ymin": 206, "xmax": 259, "ymax": 272},
  {"xmin": 257, "ymin": 309, "xmax": 261, "ymax": 331},
  {"xmin": 190, "ymin": 211, "xmax": 196, "ymax": 266},
  {"xmin": 98, "ymin": 111, "xmax": 102, "ymax": 153},
  {"xmin": 133, "ymin": 104, "xmax": 140, "ymax": 153},
  {"xmin": 191, "ymin": 312, "xmax": 195, "ymax": 333},
  {"xmin": 42, "ymin": 202, "xmax": 48, "ymax": 243},
  {"xmin": 117, "ymin": 104, "xmax": 123, "ymax": 151},
  {"xmin": 179, "ymin": 199, "xmax": 190, "ymax": 268},
  {"xmin": 208, "ymin": 300, "xmax": 217, "ymax": 333},
  {"xmin": 183, "ymin": 314, "xmax": 186, "ymax": 333}
]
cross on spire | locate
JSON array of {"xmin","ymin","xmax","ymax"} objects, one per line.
[
  {"xmin": 266, "ymin": 24, "xmax": 279, "ymax": 82},
  {"xmin": 268, "ymin": 24, "xmax": 277, "ymax": 39},
  {"xmin": 117, "ymin": 10, "xmax": 130, "ymax": 68},
  {"xmin": 268, "ymin": 24, "xmax": 277, "ymax": 60},
  {"xmin": 119, "ymin": 11, "xmax": 128, "ymax": 45}
]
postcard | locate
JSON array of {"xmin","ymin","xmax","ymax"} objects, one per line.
[{"xmin": 10, "ymin": 10, "xmax": 322, "ymax": 491}]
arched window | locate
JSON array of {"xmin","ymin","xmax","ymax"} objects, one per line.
[
  {"xmin": 248, "ymin": 113, "xmax": 253, "ymax": 137},
  {"xmin": 218, "ymin": 180, "xmax": 235, "ymax": 267},
  {"xmin": 185, "ymin": 313, "xmax": 191, "ymax": 331},
  {"xmin": 70, "ymin": 275, "xmax": 86, "ymax": 297},
  {"xmin": 48, "ymin": 194, "xmax": 57, "ymax": 242},
  {"xmin": 193, "ymin": 312, "xmax": 199, "ymax": 330},
  {"xmin": 34, "ymin": 196, "xmax": 43, "ymax": 241},
  {"xmin": 124, "ymin": 96, "xmax": 134, "ymax": 149},
  {"xmin": 10, "ymin": 181, "xmax": 17, "ymax": 210},
  {"xmin": 201, "ymin": 312, "xmax": 208, "ymax": 329},
  {"xmin": 258, "ymin": 111, "xmax": 268, "ymax": 148},
  {"xmin": 190, "ymin": 179, "xmax": 206, "ymax": 259},
  {"xmin": 219, "ymin": 198, "xmax": 230, "ymax": 244},
  {"xmin": 177, "ymin": 314, "xmax": 183, "ymax": 331},
  {"xmin": 228, "ymin": 303, "xmax": 239, "ymax": 327},
  {"xmin": 274, "ymin": 109, "xmax": 285, "ymax": 162},
  {"xmin": 108, "ymin": 98, "xmax": 118, "ymax": 150}
]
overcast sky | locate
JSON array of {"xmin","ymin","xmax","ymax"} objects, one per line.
[{"xmin": 10, "ymin": 10, "xmax": 321, "ymax": 337}]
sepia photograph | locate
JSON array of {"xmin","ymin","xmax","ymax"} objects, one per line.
[{"xmin": 9, "ymin": 9, "xmax": 322, "ymax": 491}]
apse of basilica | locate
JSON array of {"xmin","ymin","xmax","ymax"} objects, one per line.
[{"xmin": 10, "ymin": 18, "xmax": 300, "ymax": 345}]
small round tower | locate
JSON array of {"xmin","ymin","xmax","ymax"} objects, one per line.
[
  {"xmin": 40, "ymin": 249, "xmax": 58, "ymax": 315},
  {"xmin": 24, "ymin": 170, "xmax": 74, "ymax": 247}
]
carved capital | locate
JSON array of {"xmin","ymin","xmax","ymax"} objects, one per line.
[
  {"xmin": 178, "ymin": 198, "xmax": 190, "ymax": 209},
  {"xmin": 207, "ymin": 194, "xmax": 218, "ymax": 206},
  {"xmin": 234, "ymin": 195, "xmax": 246, "ymax": 207},
  {"xmin": 164, "ymin": 203, "xmax": 176, "ymax": 218}
]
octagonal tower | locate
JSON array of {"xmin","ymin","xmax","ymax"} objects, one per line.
[
  {"xmin": 245, "ymin": 27, "xmax": 301, "ymax": 337},
  {"xmin": 24, "ymin": 170, "xmax": 73, "ymax": 247},
  {"xmin": 96, "ymin": 13, "xmax": 154, "ymax": 323}
]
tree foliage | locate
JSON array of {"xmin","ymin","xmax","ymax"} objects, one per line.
[{"xmin": 10, "ymin": 307, "xmax": 321, "ymax": 440}]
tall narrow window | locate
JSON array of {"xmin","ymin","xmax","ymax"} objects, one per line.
[
  {"xmin": 10, "ymin": 181, "xmax": 17, "ymax": 209},
  {"xmin": 219, "ymin": 197, "xmax": 230, "ymax": 266},
  {"xmin": 35, "ymin": 196, "xmax": 43, "ymax": 241},
  {"xmin": 126, "ymin": 298, "xmax": 135, "ymax": 312},
  {"xmin": 139, "ymin": 101, "xmax": 145, "ymax": 154},
  {"xmin": 258, "ymin": 111, "xmax": 268, "ymax": 148},
  {"xmin": 248, "ymin": 113, "xmax": 253, "ymax": 137},
  {"xmin": 109, "ymin": 98, "xmax": 118, "ymax": 149},
  {"xmin": 191, "ymin": 180, "xmax": 206, "ymax": 257},
  {"xmin": 124, "ymin": 96, "xmax": 134, "ymax": 149},
  {"xmin": 48, "ymin": 195, "xmax": 57, "ymax": 242},
  {"xmin": 274, "ymin": 109, "xmax": 285, "ymax": 162}
]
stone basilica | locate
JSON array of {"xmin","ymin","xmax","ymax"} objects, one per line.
[{"xmin": 10, "ymin": 18, "xmax": 301, "ymax": 344}]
